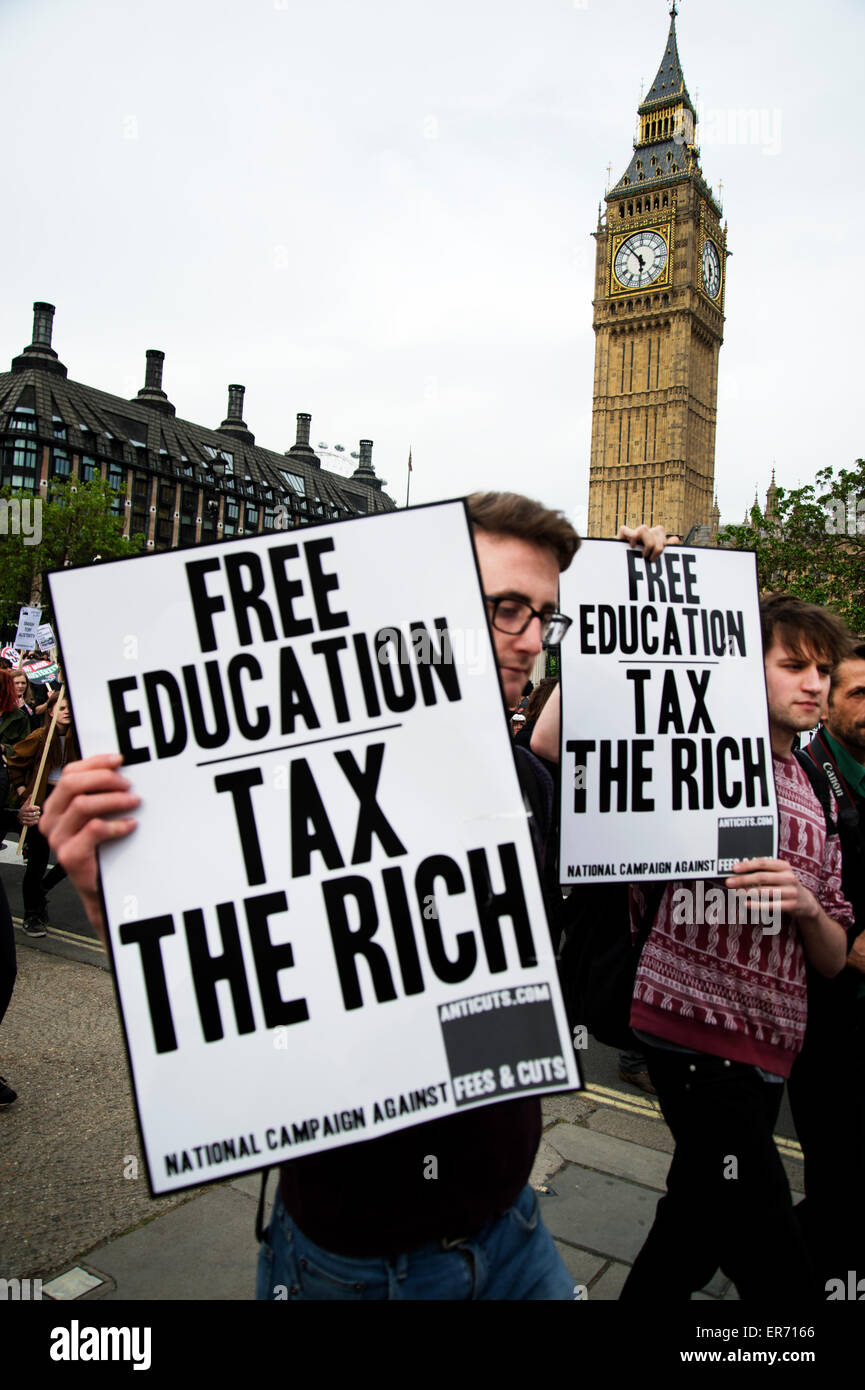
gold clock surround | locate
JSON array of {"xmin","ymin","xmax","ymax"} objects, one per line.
[{"xmin": 609, "ymin": 222, "xmax": 673, "ymax": 296}]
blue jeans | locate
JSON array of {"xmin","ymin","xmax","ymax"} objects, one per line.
[{"xmin": 256, "ymin": 1183, "xmax": 573, "ymax": 1300}]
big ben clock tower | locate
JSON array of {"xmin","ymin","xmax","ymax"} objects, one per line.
[{"xmin": 586, "ymin": 6, "xmax": 727, "ymax": 539}]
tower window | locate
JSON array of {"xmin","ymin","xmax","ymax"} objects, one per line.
[{"xmin": 619, "ymin": 204, "xmax": 625, "ymax": 217}]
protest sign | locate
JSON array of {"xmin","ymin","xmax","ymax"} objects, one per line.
[
  {"xmin": 23, "ymin": 659, "xmax": 61, "ymax": 685},
  {"xmin": 48, "ymin": 502, "xmax": 579, "ymax": 1194},
  {"xmin": 35, "ymin": 623, "xmax": 57, "ymax": 653},
  {"xmin": 13, "ymin": 605, "xmax": 41, "ymax": 650},
  {"xmin": 558, "ymin": 541, "xmax": 777, "ymax": 883},
  {"xmin": 1, "ymin": 645, "xmax": 21, "ymax": 665}
]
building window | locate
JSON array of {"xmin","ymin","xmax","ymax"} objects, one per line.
[
  {"xmin": 223, "ymin": 499, "xmax": 240, "ymax": 537},
  {"xmin": 7, "ymin": 407, "xmax": 36, "ymax": 432},
  {"xmin": 106, "ymin": 460, "xmax": 125, "ymax": 514},
  {"xmin": 200, "ymin": 496, "xmax": 219, "ymax": 541},
  {"xmin": 52, "ymin": 415, "xmax": 67, "ymax": 440},
  {"xmin": 279, "ymin": 469, "xmax": 305, "ymax": 495},
  {"xmin": 51, "ymin": 448, "xmax": 72, "ymax": 478},
  {"xmin": 80, "ymin": 455, "xmax": 100, "ymax": 482},
  {"xmin": 155, "ymin": 480, "xmax": 175, "ymax": 549},
  {"xmin": 178, "ymin": 485, "xmax": 198, "ymax": 546},
  {"xmin": 131, "ymin": 471, "xmax": 150, "ymax": 538},
  {"xmin": 1, "ymin": 438, "xmax": 38, "ymax": 489},
  {"xmin": 244, "ymin": 504, "xmax": 259, "ymax": 531}
]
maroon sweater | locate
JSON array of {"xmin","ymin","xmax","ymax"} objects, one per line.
[{"xmin": 630, "ymin": 754, "xmax": 853, "ymax": 1078}]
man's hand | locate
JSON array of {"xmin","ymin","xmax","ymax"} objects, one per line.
[
  {"xmin": 40, "ymin": 754, "xmax": 140, "ymax": 944},
  {"xmin": 726, "ymin": 857, "xmax": 848, "ymax": 977},
  {"xmin": 17, "ymin": 800, "xmax": 41, "ymax": 828},
  {"xmin": 616, "ymin": 523, "xmax": 680, "ymax": 561},
  {"xmin": 725, "ymin": 857, "xmax": 817, "ymax": 920}
]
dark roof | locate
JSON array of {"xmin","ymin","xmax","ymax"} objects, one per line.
[
  {"xmin": 610, "ymin": 137, "xmax": 690, "ymax": 197},
  {"xmin": 640, "ymin": 13, "xmax": 694, "ymax": 115},
  {"xmin": 0, "ymin": 366, "xmax": 395, "ymax": 519}
]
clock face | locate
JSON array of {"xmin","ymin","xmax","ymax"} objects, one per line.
[
  {"xmin": 613, "ymin": 230, "xmax": 668, "ymax": 289},
  {"xmin": 702, "ymin": 239, "xmax": 721, "ymax": 298}
]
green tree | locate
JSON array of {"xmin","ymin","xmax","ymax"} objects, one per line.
[
  {"xmin": 0, "ymin": 477, "xmax": 143, "ymax": 630},
  {"xmin": 718, "ymin": 459, "xmax": 865, "ymax": 635}
]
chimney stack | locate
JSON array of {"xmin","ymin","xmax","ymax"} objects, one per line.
[
  {"xmin": 135, "ymin": 348, "xmax": 175, "ymax": 415},
  {"xmin": 219, "ymin": 383, "xmax": 254, "ymax": 444},
  {"xmin": 286, "ymin": 411, "xmax": 319, "ymax": 465},
  {"xmin": 33, "ymin": 303, "xmax": 55, "ymax": 348},
  {"xmin": 145, "ymin": 350, "xmax": 165, "ymax": 392},
  {"xmin": 11, "ymin": 300, "xmax": 67, "ymax": 377},
  {"xmin": 351, "ymin": 439, "xmax": 384, "ymax": 490},
  {"xmin": 226, "ymin": 384, "xmax": 245, "ymax": 420},
  {"xmin": 296, "ymin": 412, "xmax": 311, "ymax": 448}
]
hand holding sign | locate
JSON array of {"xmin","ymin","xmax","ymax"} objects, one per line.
[
  {"xmin": 46, "ymin": 502, "xmax": 579, "ymax": 1192},
  {"xmin": 40, "ymin": 754, "xmax": 140, "ymax": 941}
]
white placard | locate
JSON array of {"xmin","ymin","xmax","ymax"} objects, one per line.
[
  {"xmin": 35, "ymin": 623, "xmax": 57, "ymax": 652},
  {"xmin": 13, "ymin": 605, "xmax": 42, "ymax": 650},
  {"xmin": 49, "ymin": 502, "xmax": 580, "ymax": 1193},
  {"xmin": 558, "ymin": 541, "xmax": 778, "ymax": 883}
]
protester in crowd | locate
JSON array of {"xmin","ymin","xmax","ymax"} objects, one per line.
[
  {"xmin": 530, "ymin": 594, "xmax": 853, "ymax": 1297},
  {"xmin": 6, "ymin": 695, "xmax": 79, "ymax": 937},
  {"xmin": 619, "ymin": 594, "xmax": 852, "ymax": 1302},
  {"xmin": 41, "ymin": 494, "xmax": 670, "ymax": 1300},
  {"xmin": 0, "ymin": 670, "xmax": 32, "ymax": 763},
  {"xmin": 787, "ymin": 639, "xmax": 865, "ymax": 1288},
  {"xmin": 10, "ymin": 667, "xmax": 42, "ymax": 730}
]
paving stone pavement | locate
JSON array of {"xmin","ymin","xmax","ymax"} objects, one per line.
[{"xmin": 3, "ymin": 936, "xmax": 798, "ymax": 1301}]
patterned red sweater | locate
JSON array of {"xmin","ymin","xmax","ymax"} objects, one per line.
[{"xmin": 629, "ymin": 753, "xmax": 853, "ymax": 1077}]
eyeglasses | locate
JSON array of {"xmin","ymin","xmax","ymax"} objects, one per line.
[{"xmin": 484, "ymin": 596, "xmax": 572, "ymax": 648}]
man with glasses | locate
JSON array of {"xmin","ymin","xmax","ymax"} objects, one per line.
[{"xmin": 43, "ymin": 491, "xmax": 667, "ymax": 1300}]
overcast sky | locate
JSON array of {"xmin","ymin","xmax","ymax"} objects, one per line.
[{"xmin": 2, "ymin": 0, "xmax": 862, "ymax": 533}]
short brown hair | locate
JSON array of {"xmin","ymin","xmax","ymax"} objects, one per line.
[
  {"xmin": 759, "ymin": 593, "xmax": 850, "ymax": 667},
  {"xmin": 466, "ymin": 492, "xmax": 580, "ymax": 572},
  {"xmin": 830, "ymin": 641, "xmax": 865, "ymax": 697}
]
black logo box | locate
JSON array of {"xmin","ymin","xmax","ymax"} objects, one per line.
[
  {"xmin": 717, "ymin": 815, "xmax": 774, "ymax": 872},
  {"xmin": 439, "ymin": 990, "xmax": 564, "ymax": 1108}
]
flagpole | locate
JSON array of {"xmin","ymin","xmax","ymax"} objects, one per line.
[{"xmin": 405, "ymin": 446, "xmax": 412, "ymax": 508}]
